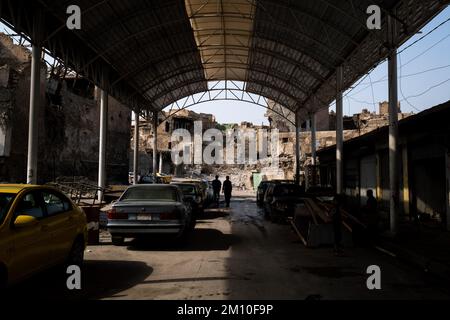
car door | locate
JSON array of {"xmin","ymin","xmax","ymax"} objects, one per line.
[
  {"xmin": 8, "ymin": 191, "xmax": 52, "ymax": 282},
  {"xmin": 40, "ymin": 189, "xmax": 77, "ymax": 264}
]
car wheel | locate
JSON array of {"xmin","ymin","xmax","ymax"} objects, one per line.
[
  {"xmin": 67, "ymin": 238, "xmax": 85, "ymax": 267},
  {"xmin": 111, "ymin": 235, "xmax": 125, "ymax": 246}
]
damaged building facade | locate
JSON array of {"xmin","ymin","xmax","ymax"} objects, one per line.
[
  {"xmin": 131, "ymin": 98, "xmax": 414, "ymax": 190},
  {"xmin": 0, "ymin": 33, "xmax": 131, "ymax": 184},
  {"xmin": 265, "ymin": 100, "xmax": 414, "ymax": 189},
  {"xmin": 130, "ymin": 109, "xmax": 218, "ymax": 178}
]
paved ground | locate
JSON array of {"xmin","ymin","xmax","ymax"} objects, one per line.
[{"xmin": 6, "ymin": 191, "xmax": 450, "ymax": 300}]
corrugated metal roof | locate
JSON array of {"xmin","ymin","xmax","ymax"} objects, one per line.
[{"xmin": 1, "ymin": 0, "xmax": 447, "ymax": 115}]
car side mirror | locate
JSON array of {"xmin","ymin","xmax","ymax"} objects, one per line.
[{"xmin": 14, "ymin": 215, "xmax": 38, "ymax": 228}]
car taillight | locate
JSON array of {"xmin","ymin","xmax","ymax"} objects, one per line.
[
  {"xmin": 107, "ymin": 208, "xmax": 127, "ymax": 219},
  {"xmin": 160, "ymin": 211, "xmax": 179, "ymax": 220}
]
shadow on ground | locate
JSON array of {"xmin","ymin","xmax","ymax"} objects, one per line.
[
  {"xmin": 2, "ymin": 260, "xmax": 153, "ymax": 300},
  {"xmin": 126, "ymin": 228, "xmax": 241, "ymax": 252}
]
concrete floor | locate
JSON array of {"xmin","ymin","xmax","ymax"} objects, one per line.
[{"xmin": 6, "ymin": 191, "xmax": 450, "ymax": 300}]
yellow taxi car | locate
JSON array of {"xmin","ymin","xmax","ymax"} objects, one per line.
[{"xmin": 0, "ymin": 184, "xmax": 87, "ymax": 288}]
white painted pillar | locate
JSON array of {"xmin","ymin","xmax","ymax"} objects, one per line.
[
  {"xmin": 26, "ymin": 45, "xmax": 42, "ymax": 184},
  {"xmin": 295, "ymin": 111, "xmax": 301, "ymax": 184},
  {"xmin": 446, "ymin": 150, "xmax": 450, "ymax": 231},
  {"xmin": 336, "ymin": 66, "xmax": 344, "ymax": 195},
  {"xmin": 97, "ymin": 88, "xmax": 108, "ymax": 202},
  {"xmin": 388, "ymin": 15, "xmax": 399, "ymax": 235},
  {"xmin": 159, "ymin": 152, "xmax": 163, "ymax": 174},
  {"xmin": 133, "ymin": 110, "xmax": 139, "ymax": 185},
  {"xmin": 311, "ymin": 113, "xmax": 317, "ymax": 166},
  {"xmin": 153, "ymin": 111, "xmax": 158, "ymax": 179}
]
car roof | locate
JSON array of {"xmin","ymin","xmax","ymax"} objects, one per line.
[
  {"xmin": 171, "ymin": 182, "xmax": 197, "ymax": 186},
  {"xmin": 127, "ymin": 184, "xmax": 176, "ymax": 189},
  {"xmin": 0, "ymin": 184, "xmax": 44, "ymax": 194},
  {"xmin": 172, "ymin": 178, "xmax": 201, "ymax": 182},
  {"xmin": 274, "ymin": 183, "xmax": 301, "ymax": 188}
]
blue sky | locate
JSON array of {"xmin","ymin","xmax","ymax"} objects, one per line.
[{"xmin": 189, "ymin": 6, "xmax": 450, "ymax": 124}]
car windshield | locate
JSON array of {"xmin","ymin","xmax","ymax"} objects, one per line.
[
  {"xmin": 274, "ymin": 185, "xmax": 301, "ymax": 197},
  {"xmin": 121, "ymin": 186, "xmax": 178, "ymax": 202},
  {"xmin": 0, "ymin": 193, "xmax": 16, "ymax": 224},
  {"xmin": 261, "ymin": 182, "xmax": 270, "ymax": 190},
  {"xmin": 175, "ymin": 185, "xmax": 196, "ymax": 195}
]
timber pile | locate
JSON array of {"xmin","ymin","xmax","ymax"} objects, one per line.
[{"xmin": 289, "ymin": 197, "xmax": 366, "ymax": 248}]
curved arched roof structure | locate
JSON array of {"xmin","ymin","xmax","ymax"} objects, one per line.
[{"xmin": 1, "ymin": 0, "xmax": 447, "ymax": 117}]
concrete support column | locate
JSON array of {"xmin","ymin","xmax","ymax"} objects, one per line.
[
  {"xmin": 310, "ymin": 112, "xmax": 317, "ymax": 188},
  {"xmin": 388, "ymin": 15, "xmax": 399, "ymax": 235},
  {"xmin": 295, "ymin": 110, "xmax": 301, "ymax": 184},
  {"xmin": 98, "ymin": 88, "xmax": 108, "ymax": 202},
  {"xmin": 402, "ymin": 145, "xmax": 410, "ymax": 216},
  {"xmin": 26, "ymin": 45, "xmax": 42, "ymax": 184},
  {"xmin": 446, "ymin": 150, "xmax": 450, "ymax": 231},
  {"xmin": 133, "ymin": 110, "xmax": 140, "ymax": 185},
  {"xmin": 159, "ymin": 152, "xmax": 163, "ymax": 174},
  {"xmin": 336, "ymin": 66, "xmax": 344, "ymax": 195},
  {"xmin": 310, "ymin": 113, "xmax": 317, "ymax": 166},
  {"xmin": 153, "ymin": 111, "xmax": 158, "ymax": 179}
]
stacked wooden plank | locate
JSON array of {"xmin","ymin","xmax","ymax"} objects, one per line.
[
  {"xmin": 289, "ymin": 197, "xmax": 365, "ymax": 248},
  {"xmin": 304, "ymin": 198, "xmax": 331, "ymax": 224}
]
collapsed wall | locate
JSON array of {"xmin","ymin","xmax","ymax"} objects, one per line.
[{"xmin": 0, "ymin": 33, "xmax": 131, "ymax": 184}]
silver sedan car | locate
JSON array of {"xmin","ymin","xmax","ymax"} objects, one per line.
[{"xmin": 107, "ymin": 184, "xmax": 193, "ymax": 245}]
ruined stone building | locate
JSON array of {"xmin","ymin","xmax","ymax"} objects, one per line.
[
  {"xmin": 130, "ymin": 97, "xmax": 415, "ymax": 190},
  {"xmin": 263, "ymin": 100, "xmax": 414, "ymax": 187},
  {"xmin": 265, "ymin": 100, "xmax": 330, "ymax": 132},
  {"xmin": 131, "ymin": 109, "xmax": 218, "ymax": 176},
  {"xmin": 0, "ymin": 33, "xmax": 131, "ymax": 184}
]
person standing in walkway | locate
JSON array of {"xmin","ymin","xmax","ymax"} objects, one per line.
[
  {"xmin": 211, "ymin": 175, "xmax": 222, "ymax": 207},
  {"xmin": 222, "ymin": 176, "xmax": 233, "ymax": 208}
]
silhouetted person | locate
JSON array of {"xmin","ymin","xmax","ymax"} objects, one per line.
[
  {"xmin": 330, "ymin": 194, "xmax": 345, "ymax": 256},
  {"xmin": 212, "ymin": 175, "xmax": 222, "ymax": 207},
  {"xmin": 222, "ymin": 176, "xmax": 232, "ymax": 208}
]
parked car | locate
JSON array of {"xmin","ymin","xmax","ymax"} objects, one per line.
[
  {"xmin": 263, "ymin": 183, "xmax": 305, "ymax": 222},
  {"xmin": 206, "ymin": 181, "xmax": 215, "ymax": 204},
  {"xmin": 0, "ymin": 184, "xmax": 87, "ymax": 288},
  {"xmin": 257, "ymin": 180, "xmax": 295, "ymax": 206},
  {"xmin": 171, "ymin": 182, "xmax": 204, "ymax": 215},
  {"xmin": 256, "ymin": 181, "xmax": 271, "ymax": 206},
  {"xmin": 138, "ymin": 175, "xmax": 155, "ymax": 184},
  {"xmin": 156, "ymin": 173, "xmax": 172, "ymax": 184},
  {"xmin": 107, "ymin": 184, "xmax": 193, "ymax": 245},
  {"xmin": 171, "ymin": 178, "xmax": 207, "ymax": 203}
]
